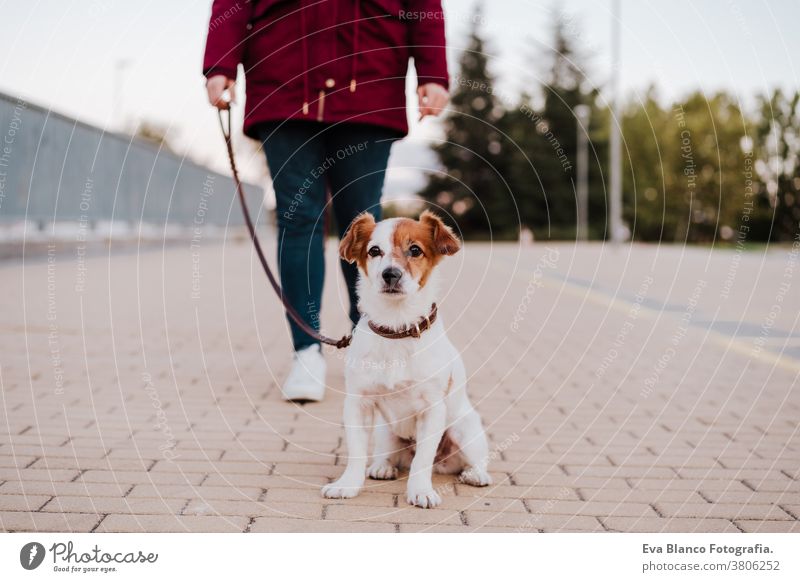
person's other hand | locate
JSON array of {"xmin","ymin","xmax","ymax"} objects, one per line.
[
  {"xmin": 417, "ymin": 83, "xmax": 449, "ymax": 119},
  {"xmin": 206, "ymin": 75, "xmax": 236, "ymax": 109}
]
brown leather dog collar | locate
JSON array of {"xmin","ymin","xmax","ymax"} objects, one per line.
[{"xmin": 367, "ymin": 303, "xmax": 438, "ymax": 340}]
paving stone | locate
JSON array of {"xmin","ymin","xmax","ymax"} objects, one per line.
[
  {"xmin": 0, "ymin": 494, "xmax": 51, "ymax": 511},
  {"xmin": 201, "ymin": 473, "xmax": 328, "ymax": 488},
  {"xmin": 183, "ymin": 499, "xmax": 323, "ymax": 519},
  {"xmin": 734, "ymin": 520, "xmax": 800, "ymax": 533},
  {"xmin": 654, "ymin": 503, "xmax": 794, "ymax": 520},
  {"xmin": 126, "ymin": 484, "xmax": 262, "ymax": 501},
  {"xmin": 325, "ymin": 504, "xmax": 462, "ymax": 526},
  {"xmin": 0, "ymin": 481, "xmax": 133, "ymax": 498},
  {"xmin": 0, "ymin": 511, "xmax": 102, "ymax": 532},
  {"xmin": 466, "ymin": 510, "xmax": 602, "ymax": 531},
  {"xmin": 250, "ymin": 517, "xmax": 395, "ymax": 533},
  {"xmin": 602, "ymin": 517, "xmax": 741, "ymax": 533},
  {"xmin": 267, "ymin": 487, "xmax": 395, "ymax": 508},
  {"xmin": 41, "ymin": 495, "xmax": 186, "ymax": 515},
  {"xmin": 95, "ymin": 514, "xmax": 249, "ymax": 533}
]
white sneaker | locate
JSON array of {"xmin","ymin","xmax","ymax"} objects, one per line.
[{"xmin": 282, "ymin": 344, "xmax": 326, "ymax": 402}]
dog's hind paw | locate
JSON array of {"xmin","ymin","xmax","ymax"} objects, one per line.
[
  {"xmin": 459, "ymin": 466, "xmax": 492, "ymax": 487},
  {"xmin": 367, "ymin": 461, "xmax": 398, "ymax": 480},
  {"xmin": 322, "ymin": 481, "xmax": 362, "ymax": 499}
]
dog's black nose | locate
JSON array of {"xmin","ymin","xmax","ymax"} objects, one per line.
[{"xmin": 382, "ymin": 267, "xmax": 403, "ymax": 286}]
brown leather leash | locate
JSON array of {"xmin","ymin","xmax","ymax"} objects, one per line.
[
  {"xmin": 217, "ymin": 106, "xmax": 353, "ymax": 349},
  {"xmin": 218, "ymin": 106, "xmax": 439, "ymax": 347}
]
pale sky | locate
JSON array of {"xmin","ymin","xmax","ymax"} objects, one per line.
[{"xmin": 0, "ymin": 0, "xmax": 797, "ymax": 200}]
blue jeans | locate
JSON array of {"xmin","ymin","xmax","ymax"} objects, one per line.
[{"xmin": 258, "ymin": 121, "xmax": 398, "ymax": 351}]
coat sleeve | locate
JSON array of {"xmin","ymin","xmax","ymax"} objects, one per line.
[
  {"xmin": 202, "ymin": 0, "xmax": 255, "ymax": 80},
  {"xmin": 406, "ymin": 0, "xmax": 449, "ymax": 89}
]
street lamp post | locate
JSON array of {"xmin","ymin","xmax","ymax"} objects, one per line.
[
  {"xmin": 609, "ymin": 0, "xmax": 623, "ymax": 243},
  {"xmin": 575, "ymin": 104, "xmax": 591, "ymax": 241}
]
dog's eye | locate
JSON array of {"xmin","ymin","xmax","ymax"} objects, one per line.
[
  {"xmin": 367, "ymin": 246, "xmax": 382, "ymax": 257},
  {"xmin": 408, "ymin": 244, "xmax": 423, "ymax": 258}
]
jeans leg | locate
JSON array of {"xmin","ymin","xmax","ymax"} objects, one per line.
[
  {"xmin": 325, "ymin": 123, "xmax": 399, "ymax": 325},
  {"xmin": 259, "ymin": 122, "xmax": 328, "ymax": 351}
]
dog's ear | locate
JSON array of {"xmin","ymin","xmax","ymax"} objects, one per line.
[
  {"xmin": 420, "ymin": 210, "xmax": 461, "ymax": 256},
  {"xmin": 339, "ymin": 212, "xmax": 377, "ymax": 264}
]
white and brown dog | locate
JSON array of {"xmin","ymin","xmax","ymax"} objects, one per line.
[{"xmin": 322, "ymin": 211, "xmax": 491, "ymax": 508}]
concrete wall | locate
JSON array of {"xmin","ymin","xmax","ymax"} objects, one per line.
[{"xmin": 0, "ymin": 92, "xmax": 263, "ymax": 229}]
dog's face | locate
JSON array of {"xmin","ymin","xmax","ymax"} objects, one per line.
[{"xmin": 339, "ymin": 210, "xmax": 460, "ymax": 298}]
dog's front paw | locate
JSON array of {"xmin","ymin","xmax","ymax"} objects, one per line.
[
  {"xmin": 322, "ymin": 480, "xmax": 362, "ymax": 499},
  {"xmin": 406, "ymin": 485, "xmax": 442, "ymax": 508},
  {"xmin": 459, "ymin": 466, "xmax": 492, "ymax": 487},
  {"xmin": 368, "ymin": 461, "xmax": 398, "ymax": 480}
]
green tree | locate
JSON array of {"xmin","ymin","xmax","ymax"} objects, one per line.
[
  {"xmin": 416, "ymin": 6, "xmax": 517, "ymax": 239},
  {"xmin": 134, "ymin": 120, "xmax": 175, "ymax": 153},
  {"xmin": 503, "ymin": 93, "xmax": 559, "ymax": 236},
  {"xmin": 753, "ymin": 89, "xmax": 800, "ymax": 241},
  {"xmin": 676, "ymin": 92, "xmax": 753, "ymax": 243},
  {"xmin": 622, "ymin": 90, "xmax": 755, "ymax": 243},
  {"xmin": 505, "ymin": 9, "xmax": 607, "ymax": 239},
  {"xmin": 620, "ymin": 87, "xmax": 674, "ymax": 241}
]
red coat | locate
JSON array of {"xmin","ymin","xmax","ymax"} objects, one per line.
[{"xmin": 203, "ymin": 0, "xmax": 449, "ymax": 138}]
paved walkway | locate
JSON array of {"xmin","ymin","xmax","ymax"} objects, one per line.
[{"xmin": 1, "ymin": 238, "xmax": 798, "ymax": 532}]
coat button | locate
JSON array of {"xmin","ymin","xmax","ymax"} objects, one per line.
[
  {"xmin": 246, "ymin": 23, "xmax": 253, "ymax": 30},
  {"xmin": 325, "ymin": 78, "xmax": 336, "ymax": 88}
]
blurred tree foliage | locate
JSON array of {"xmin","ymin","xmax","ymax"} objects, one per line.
[
  {"xmin": 622, "ymin": 90, "xmax": 764, "ymax": 243},
  {"xmin": 133, "ymin": 121, "xmax": 176, "ymax": 153},
  {"xmin": 504, "ymin": 10, "xmax": 608, "ymax": 240},
  {"xmin": 416, "ymin": 6, "xmax": 516, "ymax": 238},
  {"xmin": 417, "ymin": 7, "xmax": 798, "ymax": 243},
  {"xmin": 752, "ymin": 89, "xmax": 800, "ymax": 241}
]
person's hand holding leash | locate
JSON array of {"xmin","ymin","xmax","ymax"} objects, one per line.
[
  {"xmin": 206, "ymin": 74, "xmax": 236, "ymax": 109},
  {"xmin": 417, "ymin": 82, "xmax": 449, "ymax": 120}
]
